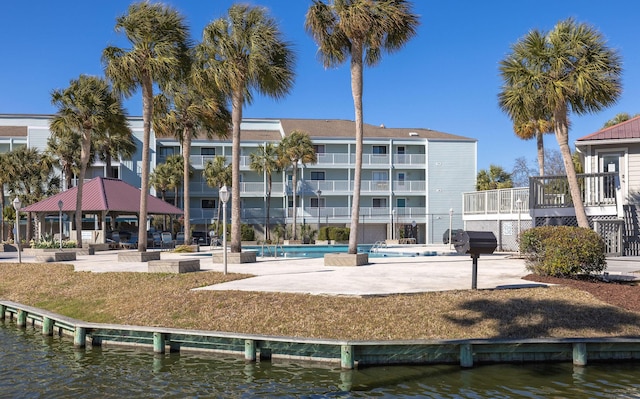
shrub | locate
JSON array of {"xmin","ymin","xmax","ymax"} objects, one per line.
[
  {"xmin": 318, "ymin": 227, "xmax": 330, "ymax": 241},
  {"xmin": 241, "ymin": 224, "xmax": 255, "ymax": 241},
  {"xmin": 519, "ymin": 226, "xmax": 606, "ymax": 277},
  {"xmin": 329, "ymin": 227, "xmax": 350, "ymax": 242}
]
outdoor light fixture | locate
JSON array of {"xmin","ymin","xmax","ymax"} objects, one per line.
[
  {"xmin": 58, "ymin": 200, "xmax": 63, "ymax": 250},
  {"xmin": 13, "ymin": 197, "xmax": 21, "ymax": 264},
  {"xmin": 219, "ymin": 185, "xmax": 230, "ymax": 275}
]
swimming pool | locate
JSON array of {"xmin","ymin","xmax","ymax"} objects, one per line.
[{"xmin": 243, "ymin": 244, "xmax": 437, "ymax": 258}]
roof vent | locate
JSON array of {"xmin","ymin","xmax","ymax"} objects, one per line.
[
  {"xmin": 380, "ymin": 124, "xmax": 385, "ymax": 128},
  {"xmin": 409, "ymin": 132, "xmax": 418, "ymax": 136}
]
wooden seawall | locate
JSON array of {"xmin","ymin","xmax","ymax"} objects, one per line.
[{"xmin": 2, "ymin": 300, "xmax": 639, "ymax": 369}]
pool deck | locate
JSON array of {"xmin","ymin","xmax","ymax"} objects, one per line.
[{"xmin": 1, "ymin": 245, "xmax": 638, "ymax": 296}]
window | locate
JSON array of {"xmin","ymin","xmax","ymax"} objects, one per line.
[
  {"xmin": 396, "ymin": 198, "xmax": 406, "ymax": 208},
  {"xmin": 310, "ymin": 171, "xmax": 325, "ymax": 180},
  {"xmin": 158, "ymin": 146, "xmax": 178, "ymax": 158},
  {"xmin": 313, "ymin": 144, "xmax": 325, "ymax": 154},
  {"xmin": 201, "ymin": 147, "xmax": 216, "ymax": 156},
  {"xmin": 311, "ymin": 198, "xmax": 325, "ymax": 207},
  {"xmin": 201, "ymin": 199, "xmax": 216, "ymax": 209},
  {"xmin": 372, "ymin": 171, "xmax": 388, "ymax": 181},
  {"xmin": 397, "ymin": 172, "xmax": 406, "ymax": 186},
  {"xmin": 396, "ymin": 146, "xmax": 405, "ymax": 155},
  {"xmin": 373, "ymin": 145, "xmax": 387, "ymax": 155},
  {"xmin": 372, "ymin": 198, "xmax": 387, "ymax": 208}
]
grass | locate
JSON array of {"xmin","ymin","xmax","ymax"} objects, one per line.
[{"xmin": 1, "ymin": 262, "xmax": 639, "ymax": 340}]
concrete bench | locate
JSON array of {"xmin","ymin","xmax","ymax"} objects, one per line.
[
  {"xmin": 118, "ymin": 251, "xmax": 161, "ymax": 262},
  {"xmin": 147, "ymin": 259, "xmax": 200, "ymax": 273},
  {"xmin": 35, "ymin": 252, "xmax": 77, "ymax": 262}
]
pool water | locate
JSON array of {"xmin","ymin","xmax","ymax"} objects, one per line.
[{"xmin": 244, "ymin": 244, "xmax": 437, "ymax": 258}]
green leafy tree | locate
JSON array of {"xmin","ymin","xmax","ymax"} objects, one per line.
[
  {"xmin": 103, "ymin": 1, "xmax": 190, "ymax": 251},
  {"xmin": 279, "ymin": 130, "xmax": 317, "ymax": 240},
  {"xmin": 0, "ymin": 152, "xmax": 17, "ymax": 241},
  {"xmin": 476, "ymin": 165, "xmax": 513, "ymax": 191},
  {"xmin": 249, "ymin": 143, "xmax": 283, "ymax": 242},
  {"xmin": 50, "ymin": 74, "xmax": 129, "ymax": 246},
  {"xmin": 196, "ymin": 4, "xmax": 295, "ymax": 253},
  {"xmin": 153, "ymin": 54, "xmax": 230, "ymax": 244},
  {"xmin": 93, "ymin": 126, "xmax": 136, "ymax": 178},
  {"xmin": 203, "ymin": 156, "xmax": 231, "ymax": 235},
  {"xmin": 149, "ymin": 162, "xmax": 174, "ymax": 230},
  {"xmin": 499, "ymin": 18, "xmax": 622, "ymax": 228},
  {"xmin": 306, "ymin": 0, "xmax": 419, "ymax": 254},
  {"xmin": 45, "ymin": 129, "xmax": 81, "ymax": 190}
]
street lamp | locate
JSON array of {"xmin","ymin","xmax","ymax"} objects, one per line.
[
  {"xmin": 316, "ymin": 189, "xmax": 322, "ymax": 231},
  {"xmin": 411, "ymin": 220, "xmax": 417, "ymax": 241},
  {"xmin": 13, "ymin": 197, "xmax": 21, "ymax": 264},
  {"xmin": 219, "ymin": 185, "xmax": 230, "ymax": 275},
  {"xmin": 58, "ymin": 200, "xmax": 63, "ymax": 250},
  {"xmin": 448, "ymin": 208, "xmax": 454, "ymax": 250}
]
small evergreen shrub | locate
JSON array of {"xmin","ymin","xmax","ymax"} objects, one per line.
[
  {"xmin": 318, "ymin": 227, "xmax": 330, "ymax": 241},
  {"xmin": 241, "ymin": 224, "xmax": 255, "ymax": 241},
  {"xmin": 519, "ymin": 226, "xmax": 606, "ymax": 277},
  {"xmin": 329, "ymin": 227, "xmax": 350, "ymax": 242}
]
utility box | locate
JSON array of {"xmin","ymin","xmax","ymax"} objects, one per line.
[{"xmin": 453, "ymin": 231, "xmax": 497, "ymax": 256}]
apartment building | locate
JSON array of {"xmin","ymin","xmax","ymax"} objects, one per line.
[{"xmin": 0, "ymin": 114, "xmax": 476, "ymax": 244}]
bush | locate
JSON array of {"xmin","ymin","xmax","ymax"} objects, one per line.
[
  {"xmin": 241, "ymin": 224, "xmax": 255, "ymax": 241},
  {"xmin": 318, "ymin": 227, "xmax": 330, "ymax": 241},
  {"xmin": 519, "ymin": 226, "xmax": 606, "ymax": 277},
  {"xmin": 329, "ymin": 227, "xmax": 350, "ymax": 242}
]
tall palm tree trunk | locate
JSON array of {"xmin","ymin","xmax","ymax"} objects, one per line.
[
  {"xmin": 230, "ymin": 91, "xmax": 242, "ymax": 253},
  {"xmin": 555, "ymin": 112, "xmax": 589, "ymax": 228},
  {"xmin": 75, "ymin": 132, "xmax": 91, "ymax": 247},
  {"xmin": 182, "ymin": 131, "xmax": 192, "ymax": 244},
  {"xmin": 138, "ymin": 76, "xmax": 153, "ymax": 252},
  {"xmin": 536, "ymin": 131, "xmax": 545, "ymax": 177},
  {"xmin": 292, "ymin": 165, "xmax": 298, "ymax": 240},
  {"xmin": 348, "ymin": 45, "xmax": 364, "ymax": 254}
]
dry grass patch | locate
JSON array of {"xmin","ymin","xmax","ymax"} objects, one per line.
[{"xmin": 1, "ymin": 262, "xmax": 639, "ymax": 340}]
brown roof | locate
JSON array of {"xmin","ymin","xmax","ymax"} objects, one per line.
[
  {"xmin": 22, "ymin": 177, "xmax": 184, "ymax": 215},
  {"xmin": 279, "ymin": 118, "xmax": 473, "ymax": 141},
  {"xmin": 0, "ymin": 126, "xmax": 27, "ymax": 137},
  {"xmin": 577, "ymin": 115, "xmax": 640, "ymax": 142}
]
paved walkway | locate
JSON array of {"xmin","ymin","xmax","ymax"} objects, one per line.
[{"xmin": 1, "ymin": 246, "xmax": 638, "ymax": 296}]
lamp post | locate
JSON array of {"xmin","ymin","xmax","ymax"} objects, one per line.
[
  {"xmin": 58, "ymin": 200, "xmax": 64, "ymax": 250},
  {"xmin": 411, "ymin": 220, "xmax": 416, "ymax": 242},
  {"xmin": 449, "ymin": 208, "xmax": 454, "ymax": 250},
  {"xmin": 316, "ymin": 189, "xmax": 322, "ymax": 232},
  {"xmin": 13, "ymin": 197, "xmax": 21, "ymax": 264},
  {"xmin": 219, "ymin": 185, "xmax": 230, "ymax": 275},
  {"xmin": 516, "ymin": 198, "xmax": 522, "ymax": 251}
]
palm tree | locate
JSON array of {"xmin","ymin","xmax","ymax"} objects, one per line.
[
  {"xmin": 149, "ymin": 162, "xmax": 174, "ymax": 230},
  {"xmin": 499, "ymin": 19, "xmax": 622, "ymax": 228},
  {"xmin": 476, "ymin": 165, "xmax": 513, "ymax": 191},
  {"xmin": 306, "ymin": 0, "xmax": 419, "ymax": 253},
  {"xmin": 196, "ymin": 4, "xmax": 295, "ymax": 253},
  {"xmin": 153, "ymin": 59, "xmax": 230, "ymax": 245},
  {"xmin": 103, "ymin": 1, "xmax": 190, "ymax": 251},
  {"xmin": 202, "ymin": 156, "xmax": 231, "ymax": 236},
  {"xmin": 45, "ymin": 129, "xmax": 81, "ymax": 190},
  {"xmin": 513, "ymin": 118, "xmax": 553, "ymax": 177},
  {"xmin": 603, "ymin": 112, "xmax": 636, "ymax": 128},
  {"xmin": 249, "ymin": 142, "xmax": 284, "ymax": 242},
  {"xmin": 279, "ymin": 130, "xmax": 317, "ymax": 241},
  {"xmin": 50, "ymin": 74, "xmax": 129, "ymax": 246},
  {"xmin": 94, "ymin": 127, "xmax": 136, "ymax": 178},
  {"xmin": 0, "ymin": 152, "xmax": 17, "ymax": 241}
]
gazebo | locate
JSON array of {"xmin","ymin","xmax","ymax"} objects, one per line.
[{"xmin": 22, "ymin": 177, "xmax": 184, "ymax": 245}]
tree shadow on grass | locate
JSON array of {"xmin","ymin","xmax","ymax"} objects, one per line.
[{"xmin": 445, "ymin": 295, "xmax": 640, "ymax": 339}]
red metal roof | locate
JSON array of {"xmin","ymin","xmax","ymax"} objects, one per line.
[
  {"xmin": 22, "ymin": 177, "xmax": 184, "ymax": 215},
  {"xmin": 577, "ymin": 115, "xmax": 640, "ymax": 142}
]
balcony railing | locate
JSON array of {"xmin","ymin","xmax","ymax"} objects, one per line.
[
  {"xmin": 181, "ymin": 153, "xmax": 427, "ymax": 168},
  {"xmin": 529, "ymin": 173, "xmax": 619, "ymax": 208},
  {"xmin": 463, "ymin": 187, "xmax": 529, "ymax": 215}
]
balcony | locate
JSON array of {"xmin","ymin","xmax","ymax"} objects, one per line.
[{"xmin": 463, "ymin": 187, "xmax": 529, "ymax": 215}]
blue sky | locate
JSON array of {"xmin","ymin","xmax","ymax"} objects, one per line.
[{"xmin": 1, "ymin": 1, "xmax": 639, "ymax": 172}]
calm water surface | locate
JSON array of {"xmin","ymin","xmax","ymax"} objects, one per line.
[{"xmin": 1, "ymin": 322, "xmax": 639, "ymax": 398}]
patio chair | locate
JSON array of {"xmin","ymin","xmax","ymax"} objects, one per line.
[{"xmin": 161, "ymin": 232, "xmax": 174, "ymax": 249}]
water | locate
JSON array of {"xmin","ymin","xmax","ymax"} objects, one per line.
[
  {"xmin": 2, "ymin": 322, "xmax": 640, "ymax": 398},
  {"xmin": 244, "ymin": 244, "xmax": 437, "ymax": 258}
]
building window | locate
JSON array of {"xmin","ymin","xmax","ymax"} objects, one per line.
[
  {"xmin": 313, "ymin": 144, "xmax": 325, "ymax": 154},
  {"xmin": 397, "ymin": 172, "xmax": 406, "ymax": 186},
  {"xmin": 372, "ymin": 198, "xmax": 387, "ymax": 208},
  {"xmin": 159, "ymin": 146, "xmax": 178, "ymax": 158},
  {"xmin": 311, "ymin": 198, "xmax": 325, "ymax": 207},
  {"xmin": 372, "ymin": 171, "xmax": 388, "ymax": 181},
  {"xmin": 201, "ymin": 147, "xmax": 216, "ymax": 156},
  {"xmin": 373, "ymin": 145, "xmax": 387, "ymax": 155},
  {"xmin": 396, "ymin": 146, "xmax": 405, "ymax": 155},
  {"xmin": 310, "ymin": 171, "xmax": 325, "ymax": 180},
  {"xmin": 201, "ymin": 199, "xmax": 216, "ymax": 209}
]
